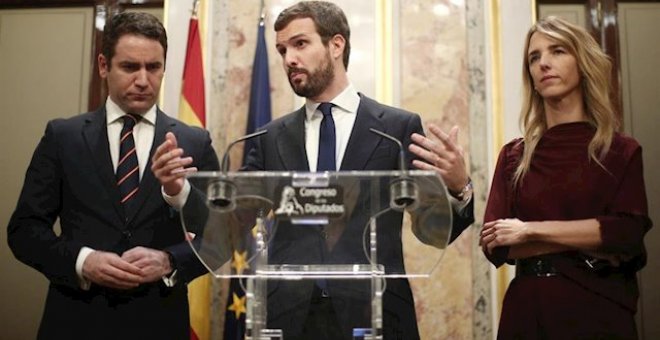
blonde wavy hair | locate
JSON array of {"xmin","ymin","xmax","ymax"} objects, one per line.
[{"xmin": 513, "ymin": 16, "xmax": 618, "ymax": 187}]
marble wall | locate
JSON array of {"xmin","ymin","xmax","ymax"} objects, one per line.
[
  {"xmin": 399, "ymin": 1, "xmax": 473, "ymax": 339},
  {"xmin": 206, "ymin": 0, "xmax": 491, "ymax": 338}
]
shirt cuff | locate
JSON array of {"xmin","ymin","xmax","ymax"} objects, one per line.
[
  {"xmin": 76, "ymin": 247, "xmax": 95, "ymax": 290},
  {"xmin": 162, "ymin": 179, "xmax": 191, "ymax": 210},
  {"xmin": 162, "ymin": 269, "xmax": 178, "ymax": 287},
  {"xmin": 450, "ymin": 195, "xmax": 470, "ymax": 213}
]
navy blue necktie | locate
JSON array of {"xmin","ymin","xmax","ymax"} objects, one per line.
[
  {"xmin": 316, "ymin": 102, "xmax": 336, "ymax": 172},
  {"xmin": 116, "ymin": 114, "xmax": 141, "ymax": 214},
  {"xmin": 315, "ymin": 103, "xmax": 336, "ymax": 297}
]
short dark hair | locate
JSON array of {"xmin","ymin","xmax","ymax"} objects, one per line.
[
  {"xmin": 102, "ymin": 12, "xmax": 167, "ymax": 68},
  {"xmin": 274, "ymin": 1, "xmax": 351, "ymax": 69}
]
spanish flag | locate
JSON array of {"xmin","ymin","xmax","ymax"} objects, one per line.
[
  {"xmin": 179, "ymin": 12, "xmax": 205, "ymax": 128},
  {"xmin": 179, "ymin": 5, "xmax": 210, "ymax": 340}
]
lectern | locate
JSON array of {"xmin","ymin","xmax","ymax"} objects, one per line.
[{"xmin": 181, "ymin": 170, "xmax": 452, "ymax": 339}]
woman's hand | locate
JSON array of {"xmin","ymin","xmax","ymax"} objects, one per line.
[{"xmin": 480, "ymin": 218, "xmax": 531, "ymax": 254}]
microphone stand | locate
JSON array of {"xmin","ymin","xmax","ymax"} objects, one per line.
[
  {"xmin": 369, "ymin": 128, "xmax": 419, "ymax": 211},
  {"xmin": 207, "ymin": 130, "xmax": 268, "ymax": 210}
]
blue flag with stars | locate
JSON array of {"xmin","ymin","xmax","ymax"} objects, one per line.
[{"xmin": 242, "ymin": 21, "xmax": 272, "ymax": 161}]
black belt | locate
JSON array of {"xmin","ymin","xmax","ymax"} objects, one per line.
[{"xmin": 516, "ymin": 258, "xmax": 558, "ymax": 277}]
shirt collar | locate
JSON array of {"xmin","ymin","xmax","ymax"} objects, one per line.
[
  {"xmin": 105, "ymin": 97, "xmax": 157, "ymax": 126},
  {"xmin": 304, "ymin": 83, "xmax": 360, "ymax": 120}
]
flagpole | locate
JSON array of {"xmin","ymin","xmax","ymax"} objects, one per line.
[
  {"xmin": 259, "ymin": 0, "xmax": 266, "ymax": 26},
  {"xmin": 192, "ymin": 0, "xmax": 200, "ymax": 18}
]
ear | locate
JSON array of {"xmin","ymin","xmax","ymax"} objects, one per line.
[
  {"xmin": 98, "ymin": 54, "xmax": 108, "ymax": 78},
  {"xmin": 329, "ymin": 34, "xmax": 345, "ymax": 62}
]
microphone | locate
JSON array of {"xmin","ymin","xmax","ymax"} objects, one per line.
[
  {"xmin": 369, "ymin": 128, "xmax": 419, "ymax": 211},
  {"xmin": 221, "ymin": 129, "xmax": 268, "ymax": 173},
  {"xmin": 207, "ymin": 129, "xmax": 268, "ymax": 210}
]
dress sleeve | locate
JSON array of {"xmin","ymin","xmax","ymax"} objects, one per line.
[
  {"xmin": 482, "ymin": 142, "xmax": 518, "ymax": 267},
  {"xmin": 597, "ymin": 144, "xmax": 652, "ymax": 259}
]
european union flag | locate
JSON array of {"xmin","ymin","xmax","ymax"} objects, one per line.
[
  {"xmin": 242, "ymin": 21, "xmax": 272, "ymax": 161},
  {"xmin": 223, "ymin": 273, "xmax": 247, "ymax": 340}
]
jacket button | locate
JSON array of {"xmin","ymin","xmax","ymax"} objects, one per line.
[{"xmin": 122, "ymin": 230, "xmax": 132, "ymax": 239}]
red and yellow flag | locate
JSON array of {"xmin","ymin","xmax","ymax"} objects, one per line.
[
  {"xmin": 179, "ymin": 14, "xmax": 205, "ymax": 128},
  {"xmin": 179, "ymin": 8, "xmax": 210, "ymax": 340}
]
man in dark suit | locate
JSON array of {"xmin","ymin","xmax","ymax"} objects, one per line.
[
  {"xmin": 253, "ymin": 3, "xmax": 474, "ymax": 339},
  {"xmin": 7, "ymin": 12, "xmax": 219, "ymax": 340},
  {"xmin": 154, "ymin": 2, "xmax": 474, "ymax": 339}
]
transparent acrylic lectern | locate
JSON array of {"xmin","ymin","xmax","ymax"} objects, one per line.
[{"xmin": 181, "ymin": 170, "xmax": 452, "ymax": 340}]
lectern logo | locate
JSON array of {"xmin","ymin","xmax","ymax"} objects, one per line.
[
  {"xmin": 274, "ymin": 186, "xmax": 305, "ymax": 216},
  {"xmin": 274, "ymin": 185, "xmax": 344, "ymax": 219}
]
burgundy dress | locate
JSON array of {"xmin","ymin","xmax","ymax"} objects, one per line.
[{"xmin": 484, "ymin": 122, "xmax": 652, "ymax": 339}]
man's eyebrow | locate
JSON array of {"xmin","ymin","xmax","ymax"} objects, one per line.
[{"xmin": 281, "ymin": 33, "xmax": 308, "ymax": 44}]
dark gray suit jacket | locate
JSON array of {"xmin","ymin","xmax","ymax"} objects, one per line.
[
  {"xmin": 7, "ymin": 108, "xmax": 219, "ymax": 340},
  {"xmin": 242, "ymin": 95, "xmax": 474, "ymax": 339}
]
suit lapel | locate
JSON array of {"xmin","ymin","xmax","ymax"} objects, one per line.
[
  {"xmin": 277, "ymin": 107, "xmax": 309, "ymax": 171},
  {"xmin": 340, "ymin": 95, "xmax": 386, "ymax": 170},
  {"xmin": 82, "ymin": 108, "xmax": 125, "ymax": 221},
  {"xmin": 126, "ymin": 110, "xmax": 175, "ymax": 223}
]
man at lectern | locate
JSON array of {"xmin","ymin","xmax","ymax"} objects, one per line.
[{"xmin": 153, "ymin": 1, "xmax": 474, "ymax": 339}]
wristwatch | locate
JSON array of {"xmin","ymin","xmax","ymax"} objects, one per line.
[
  {"xmin": 449, "ymin": 178, "xmax": 473, "ymax": 202},
  {"xmin": 166, "ymin": 251, "xmax": 178, "ymax": 273},
  {"xmin": 163, "ymin": 251, "xmax": 178, "ymax": 287}
]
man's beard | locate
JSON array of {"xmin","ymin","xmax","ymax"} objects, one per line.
[{"xmin": 288, "ymin": 52, "xmax": 335, "ymax": 98}]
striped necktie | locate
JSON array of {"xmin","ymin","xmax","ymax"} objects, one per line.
[{"xmin": 116, "ymin": 114, "xmax": 141, "ymax": 214}]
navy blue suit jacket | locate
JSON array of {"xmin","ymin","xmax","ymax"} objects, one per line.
[{"xmin": 243, "ymin": 95, "xmax": 474, "ymax": 339}]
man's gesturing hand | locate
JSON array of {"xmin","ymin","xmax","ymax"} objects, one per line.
[{"xmin": 151, "ymin": 132, "xmax": 197, "ymax": 196}]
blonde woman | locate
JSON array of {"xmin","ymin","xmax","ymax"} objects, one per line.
[{"xmin": 480, "ymin": 16, "xmax": 651, "ymax": 338}]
